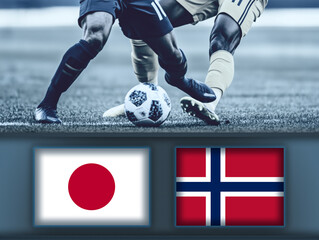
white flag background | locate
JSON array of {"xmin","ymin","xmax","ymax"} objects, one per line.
[{"xmin": 34, "ymin": 148, "xmax": 149, "ymax": 226}]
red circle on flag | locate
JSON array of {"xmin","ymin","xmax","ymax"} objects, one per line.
[{"xmin": 68, "ymin": 163, "xmax": 115, "ymax": 210}]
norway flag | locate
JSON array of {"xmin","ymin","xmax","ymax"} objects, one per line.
[{"xmin": 176, "ymin": 148, "xmax": 284, "ymax": 226}]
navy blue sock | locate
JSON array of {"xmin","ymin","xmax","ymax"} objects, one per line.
[
  {"xmin": 158, "ymin": 49, "xmax": 187, "ymax": 82},
  {"xmin": 38, "ymin": 40, "xmax": 98, "ymax": 109}
]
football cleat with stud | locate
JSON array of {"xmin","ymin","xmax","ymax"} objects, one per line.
[
  {"xmin": 34, "ymin": 106, "xmax": 62, "ymax": 124},
  {"xmin": 180, "ymin": 96, "xmax": 220, "ymax": 125},
  {"xmin": 103, "ymin": 104, "xmax": 126, "ymax": 118},
  {"xmin": 165, "ymin": 74, "xmax": 216, "ymax": 103}
]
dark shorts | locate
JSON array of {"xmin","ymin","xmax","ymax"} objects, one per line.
[
  {"xmin": 78, "ymin": 0, "xmax": 173, "ymax": 39},
  {"xmin": 117, "ymin": 0, "xmax": 173, "ymax": 39},
  {"xmin": 78, "ymin": 0, "xmax": 119, "ymax": 27}
]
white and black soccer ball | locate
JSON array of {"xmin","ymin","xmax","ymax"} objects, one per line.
[{"xmin": 124, "ymin": 83, "xmax": 171, "ymax": 127}]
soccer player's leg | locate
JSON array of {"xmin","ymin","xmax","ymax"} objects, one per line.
[
  {"xmin": 181, "ymin": 0, "xmax": 268, "ymax": 125},
  {"xmin": 181, "ymin": 13, "xmax": 239, "ymax": 125},
  {"xmin": 103, "ymin": 0, "xmax": 194, "ymax": 118},
  {"xmin": 126, "ymin": 0, "xmax": 197, "ymax": 83},
  {"xmin": 128, "ymin": 0, "xmax": 194, "ymax": 86},
  {"xmin": 103, "ymin": 39, "xmax": 159, "ymax": 118},
  {"xmin": 34, "ymin": 1, "xmax": 116, "ymax": 124},
  {"xmin": 139, "ymin": 0, "xmax": 214, "ymax": 102},
  {"xmin": 144, "ymin": 33, "xmax": 215, "ymax": 102}
]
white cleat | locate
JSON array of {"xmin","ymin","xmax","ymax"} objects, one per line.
[
  {"xmin": 103, "ymin": 104, "xmax": 126, "ymax": 118},
  {"xmin": 180, "ymin": 96, "xmax": 220, "ymax": 125}
]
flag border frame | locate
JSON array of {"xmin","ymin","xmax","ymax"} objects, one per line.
[
  {"xmin": 174, "ymin": 146, "xmax": 286, "ymax": 228},
  {"xmin": 33, "ymin": 146, "xmax": 151, "ymax": 228}
]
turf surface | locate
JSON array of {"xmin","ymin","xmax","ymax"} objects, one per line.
[{"xmin": 0, "ymin": 25, "xmax": 319, "ymax": 133}]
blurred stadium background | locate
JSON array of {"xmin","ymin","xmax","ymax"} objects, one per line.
[{"xmin": 0, "ymin": 0, "xmax": 319, "ymax": 133}]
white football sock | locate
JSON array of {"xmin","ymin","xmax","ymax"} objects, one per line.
[{"xmin": 204, "ymin": 88, "xmax": 222, "ymax": 112}]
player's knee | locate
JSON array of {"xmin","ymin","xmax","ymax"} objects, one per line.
[
  {"xmin": 85, "ymin": 26, "xmax": 108, "ymax": 52},
  {"xmin": 83, "ymin": 13, "xmax": 113, "ymax": 52},
  {"xmin": 86, "ymin": 34, "xmax": 105, "ymax": 52},
  {"xmin": 210, "ymin": 34, "xmax": 227, "ymax": 55},
  {"xmin": 209, "ymin": 13, "xmax": 241, "ymax": 56}
]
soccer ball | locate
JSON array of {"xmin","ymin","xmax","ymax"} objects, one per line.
[{"xmin": 124, "ymin": 83, "xmax": 171, "ymax": 127}]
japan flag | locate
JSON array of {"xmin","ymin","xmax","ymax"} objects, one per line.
[{"xmin": 34, "ymin": 148, "xmax": 149, "ymax": 226}]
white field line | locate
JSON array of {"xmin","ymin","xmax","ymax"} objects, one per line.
[
  {"xmin": 0, "ymin": 122, "xmax": 32, "ymax": 126},
  {"xmin": 0, "ymin": 7, "xmax": 319, "ymax": 28},
  {"xmin": 0, "ymin": 119, "xmax": 199, "ymax": 127},
  {"xmin": 0, "ymin": 122, "xmax": 119, "ymax": 127}
]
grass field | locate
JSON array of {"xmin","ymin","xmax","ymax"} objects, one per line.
[{"xmin": 0, "ymin": 23, "xmax": 319, "ymax": 133}]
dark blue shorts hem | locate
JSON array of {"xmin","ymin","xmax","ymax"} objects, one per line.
[{"xmin": 78, "ymin": 0, "xmax": 117, "ymax": 27}]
